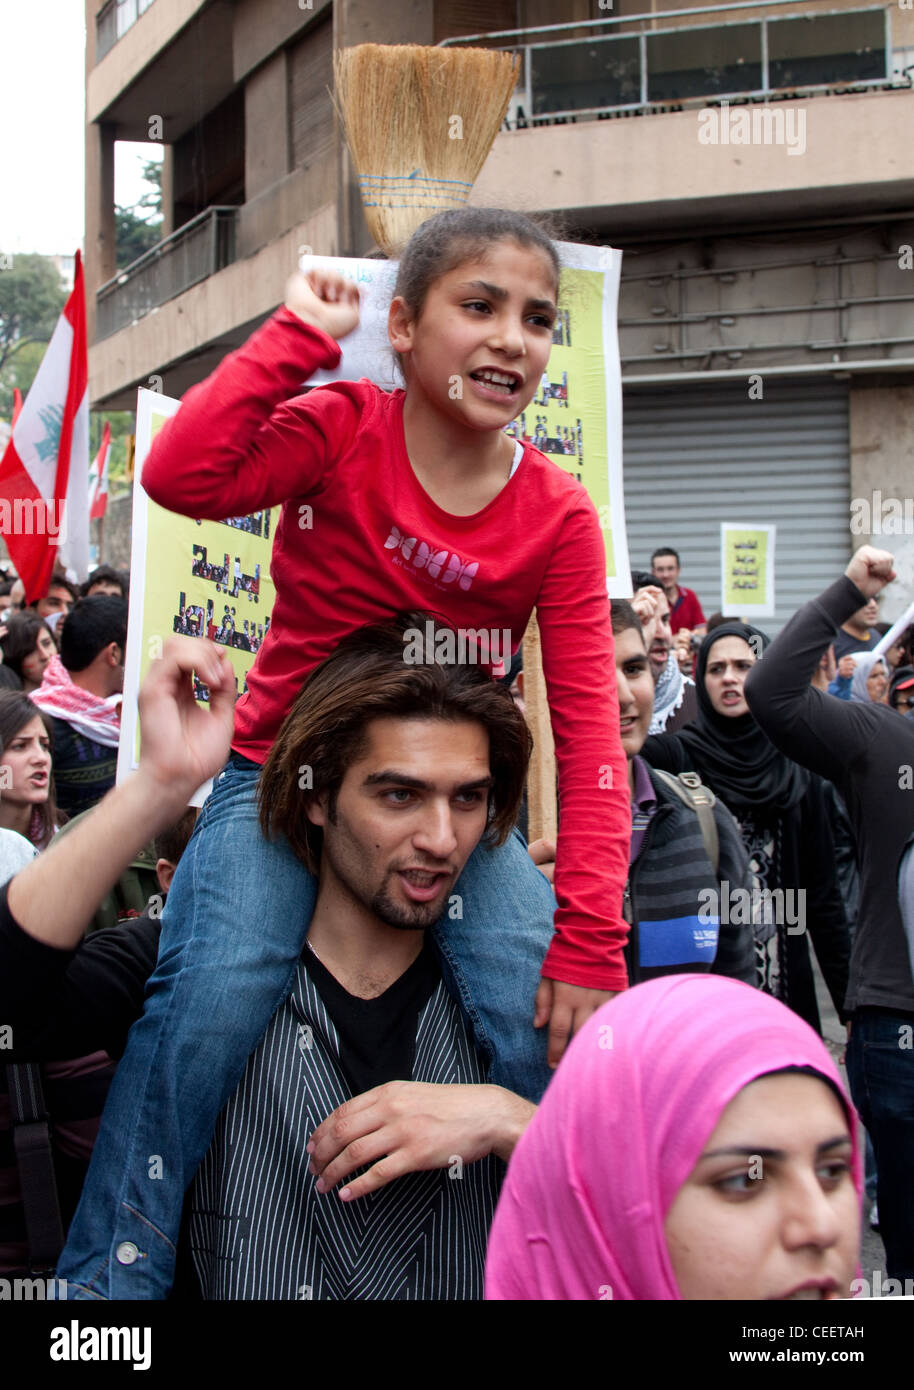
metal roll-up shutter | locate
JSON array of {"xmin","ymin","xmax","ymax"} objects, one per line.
[{"xmin": 622, "ymin": 380, "xmax": 851, "ymax": 637}]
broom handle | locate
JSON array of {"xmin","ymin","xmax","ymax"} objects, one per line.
[{"xmin": 523, "ymin": 610, "xmax": 558, "ymax": 845}]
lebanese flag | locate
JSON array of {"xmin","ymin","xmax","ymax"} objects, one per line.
[
  {"xmin": 11, "ymin": 389, "xmax": 23, "ymax": 427},
  {"xmin": 0, "ymin": 250, "xmax": 89, "ymax": 601},
  {"xmin": 89, "ymin": 421, "xmax": 110, "ymax": 520}
]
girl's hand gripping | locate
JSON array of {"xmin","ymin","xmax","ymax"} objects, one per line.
[{"xmin": 534, "ymin": 979, "xmax": 618, "ymax": 1070}]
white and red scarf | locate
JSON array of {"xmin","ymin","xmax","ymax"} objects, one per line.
[{"xmin": 32, "ymin": 654, "xmax": 121, "ymax": 748}]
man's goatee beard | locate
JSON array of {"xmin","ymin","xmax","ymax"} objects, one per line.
[{"xmin": 370, "ymin": 886, "xmax": 441, "ymax": 932}]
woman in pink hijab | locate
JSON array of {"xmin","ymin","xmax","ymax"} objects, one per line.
[{"xmin": 485, "ymin": 975, "xmax": 862, "ymax": 1300}]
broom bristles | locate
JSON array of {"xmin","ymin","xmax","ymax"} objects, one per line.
[{"xmin": 334, "ymin": 44, "xmax": 520, "ymax": 257}]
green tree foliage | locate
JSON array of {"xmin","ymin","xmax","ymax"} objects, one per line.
[
  {"xmin": 115, "ymin": 156, "xmax": 164, "ymax": 270},
  {"xmin": 137, "ymin": 158, "xmax": 163, "ymax": 216},
  {"xmin": 0, "ymin": 253, "xmax": 67, "ymax": 377},
  {"xmin": 114, "ymin": 208, "xmax": 160, "ymax": 269},
  {"xmin": 90, "ymin": 410, "xmax": 134, "ymax": 495},
  {"xmin": 0, "ymin": 340, "xmax": 44, "ymax": 422}
]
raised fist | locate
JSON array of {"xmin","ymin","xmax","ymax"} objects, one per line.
[
  {"xmin": 285, "ymin": 268, "xmax": 361, "ymax": 341},
  {"xmin": 845, "ymin": 545, "xmax": 895, "ymax": 599}
]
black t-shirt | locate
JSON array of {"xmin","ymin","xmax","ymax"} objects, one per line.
[{"xmin": 300, "ymin": 944, "xmax": 439, "ymax": 1095}]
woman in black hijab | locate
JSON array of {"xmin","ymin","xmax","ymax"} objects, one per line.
[{"xmin": 642, "ymin": 622, "xmax": 850, "ymax": 1033}]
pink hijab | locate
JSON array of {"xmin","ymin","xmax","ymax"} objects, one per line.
[{"xmin": 485, "ymin": 975, "xmax": 862, "ymax": 1300}]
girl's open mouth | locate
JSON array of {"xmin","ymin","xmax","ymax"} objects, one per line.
[{"xmin": 468, "ymin": 368, "xmax": 522, "ymax": 398}]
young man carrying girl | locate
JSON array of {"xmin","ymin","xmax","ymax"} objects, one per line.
[{"xmin": 58, "ymin": 208, "xmax": 630, "ymax": 1299}]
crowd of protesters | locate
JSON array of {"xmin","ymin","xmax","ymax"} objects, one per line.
[
  {"xmin": 0, "ymin": 549, "xmax": 910, "ymax": 1301},
  {"xmin": 0, "ymin": 544, "xmax": 905, "ymax": 1301},
  {"xmin": 0, "ymin": 207, "xmax": 912, "ymax": 1304}
]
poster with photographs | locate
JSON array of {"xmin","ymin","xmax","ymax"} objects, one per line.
[
  {"xmin": 720, "ymin": 523, "xmax": 776, "ymax": 617},
  {"xmin": 116, "ymin": 388, "xmax": 279, "ymax": 804}
]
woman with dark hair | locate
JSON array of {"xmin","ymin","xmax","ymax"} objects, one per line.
[
  {"xmin": 0, "ymin": 612, "xmax": 57, "ymax": 694},
  {"xmin": 642, "ymin": 623, "xmax": 851, "ymax": 1034},
  {"xmin": 0, "ymin": 690, "xmax": 62, "ymax": 849}
]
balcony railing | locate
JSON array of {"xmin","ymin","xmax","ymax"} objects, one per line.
[
  {"xmin": 441, "ymin": 2, "xmax": 903, "ymax": 126},
  {"xmin": 96, "ymin": 206, "xmax": 238, "ymax": 341},
  {"xmin": 96, "ymin": 0, "xmax": 158, "ymax": 62}
]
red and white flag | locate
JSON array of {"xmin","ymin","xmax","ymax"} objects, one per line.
[
  {"xmin": 89, "ymin": 420, "xmax": 110, "ymax": 520},
  {"xmin": 0, "ymin": 250, "xmax": 89, "ymax": 601},
  {"xmin": 11, "ymin": 389, "xmax": 23, "ymax": 427}
]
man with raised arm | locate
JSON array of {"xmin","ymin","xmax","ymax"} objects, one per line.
[{"xmin": 744, "ymin": 546, "xmax": 914, "ymax": 1280}]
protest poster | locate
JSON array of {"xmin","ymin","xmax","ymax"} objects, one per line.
[
  {"xmin": 116, "ymin": 388, "xmax": 279, "ymax": 803},
  {"xmin": 720, "ymin": 523, "xmax": 776, "ymax": 617}
]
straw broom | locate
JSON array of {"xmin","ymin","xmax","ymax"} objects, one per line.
[{"xmin": 334, "ymin": 44, "xmax": 520, "ymax": 257}]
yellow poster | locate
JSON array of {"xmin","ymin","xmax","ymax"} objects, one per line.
[
  {"xmin": 504, "ymin": 267, "xmax": 616, "ymax": 576},
  {"xmin": 141, "ymin": 412, "xmax": 277, "ymax": 705},
  {"xmin": 721, "ymin": 523, "xmax": 776, "ymax": 617},
  {"xmin": 118, "ymin": 391, "xmax": 279, "ymax": 799}
]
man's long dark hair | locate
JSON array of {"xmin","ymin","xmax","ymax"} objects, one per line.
[{"xmin": 259, "ymin": 612, "xmax": 531, "ymax": 873}]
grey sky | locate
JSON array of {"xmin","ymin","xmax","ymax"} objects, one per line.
[{"xmin": 0, "ymin": 0, "xmax": 161, "ymax": 256}]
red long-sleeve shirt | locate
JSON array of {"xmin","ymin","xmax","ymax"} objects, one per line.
[{"xmin": 142, "ymin": 308, "xmax": 630, "ymax": 989}]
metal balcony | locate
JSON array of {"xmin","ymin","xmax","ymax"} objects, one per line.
[
  {"xmin": 441, "ymin": 2, "xmax": 905, "ymax": 127},
  {"xmin": 96, "ymin": 205, "xmax": 238, "ymax": 341}
]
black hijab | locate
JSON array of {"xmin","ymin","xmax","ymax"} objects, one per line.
[{"xmin": 672, "ymin": 622, "xmax": 809, "ymax": 815}]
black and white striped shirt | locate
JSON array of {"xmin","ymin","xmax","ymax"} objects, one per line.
[{"xmin": 186, "ymin": 949, "xmax": 502, "ymax": 1299}]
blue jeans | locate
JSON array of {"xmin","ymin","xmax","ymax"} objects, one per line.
[
  {"xmin": 56, "ymin": 754, "xmax": 555, "ymax": 1299},
  {"xmin": 846, "ymin": 1009, "xmax": 914, "ymax": 1279}
]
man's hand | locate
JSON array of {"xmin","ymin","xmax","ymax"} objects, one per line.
[
  {"xmin": 285, "ymin": 268, "xmax": 361, "ymax": 341},
  {"xmin": 534, "ymin": 978, "xmax": 616, "ymax": 1069},
  {"xmin": 630, "ymin": 586, "xmax": 663, "ymax": 650},
  {"xmin": 845, "ymin": 545, "xmax": 896, "ymax": 599},
  {"xmin": 136, "ymin": 637, "xmax": 235, "ymax": 813},
  {"xmin": 528, "ymin": 837, "xmax": 556, "ymax": 884},
  {"xmin": 837, "ymin": 655, "xmax": 857, "ymax": 680},
  {"xmin": 674, "ymin": 628, "xmax": 694, "ymax": 672},
  {"xmin": 306, "ymin": 1081, "xmax": 536, "ymax": 1200}
]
